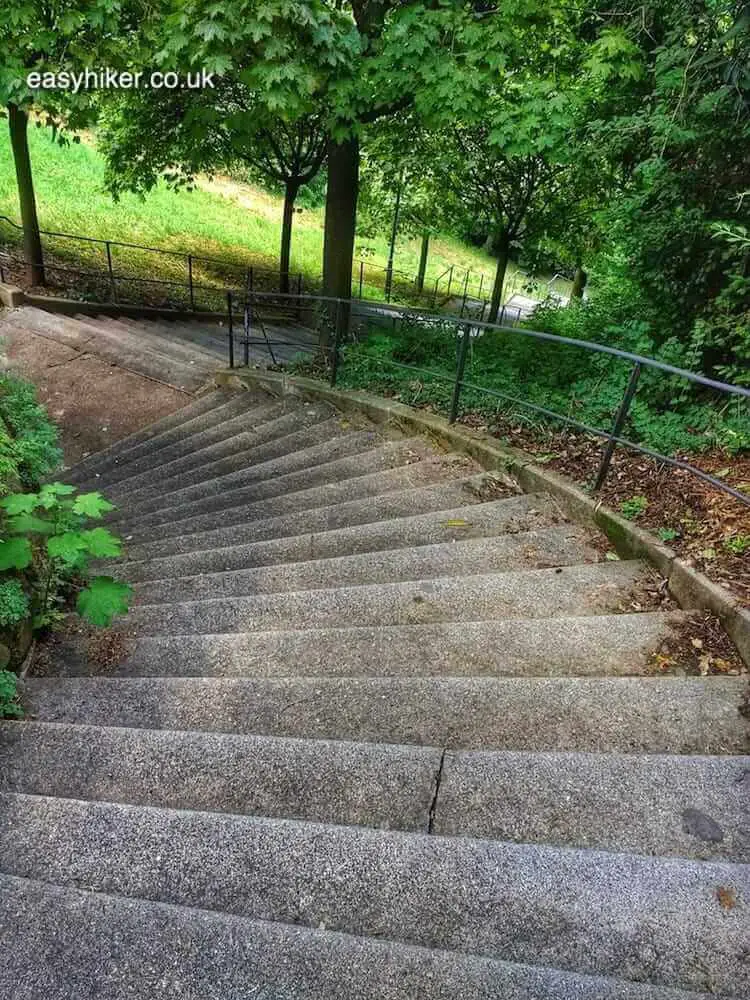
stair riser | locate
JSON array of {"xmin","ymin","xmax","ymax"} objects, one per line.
[
  {"xmin": 107, "ymin": 417, "xmax": 347, "ymax": 502},
  {"xmin": 94, "ymin": 613, "xmax": 686, "ymax": 680},
  {"xmin": 64, "ymin": 390, "xmax": 239, "ymax": 484},
  {"xmin": 1, "ymin": 876, "xmax": 711, "ymax": 1000},
  {"xmin": 21, "ymin": 675, "xmax": 747, "ymax": 754},
  {"xmin": 117, "ymin": 490, "xmax": 545, "ymax": 570},
  {"xmin": 105, "ymin": 429, "xmax": 388, "ymax": 518},
  {"xmin": 122, "ymin": 563, "xmax": 645, "ymax": 634},
  {"xmin": 78, "ymin": 398, "xmax": 293, "ymax": 489},
  {"xmin": 1, "ymin": 795, "xmax": 746, "ymax": 994},
  {"xmin": 132, "ymin": 528, "xmax": 596, "ymax": 605},
  {"xmin": 107, "ymin": 439, "xmax": 436, "ymax": 529},
  {"xmin": 124, "ymin": 455, "xmax": 467, "ymax": 543}
]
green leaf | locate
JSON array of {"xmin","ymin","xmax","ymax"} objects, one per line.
[
  {"xmin": 0, "ymin": 493, "xmax": 39, "ymax": 516},
  {"xmin": 79, "ymin": 527, "xmax": 121, "ymax": 559},
  {"xmin": 0, "ymin": 536, "xmax": 33, "ymax": 570},
  {"xmin": 5, "ymin": 513, "xmax": 54, "ymax": 535},
  {"xmin": 76, "ymin": 576, "xmax": 133, "ymax": 627},
  {"xmin": 46, "ymin": 532, "xmax": 88, "ymax": 566},
  {"xmin": 72, "ymin": 492, "xmax": 115, "ymax": 518},
  {"xmin": 38, "ymin": 482, "xmax": 75, "ymax": 509}
]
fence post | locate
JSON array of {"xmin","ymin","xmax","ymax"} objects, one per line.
[
  {"xmin": 449, "ymin": 324, "xmax": 472, "ymax": 424},
  {"xmin": 105, "ymin": 241, "xmax": 117, "ymax": 302},
  {"xmin": 446, "ymin": 265, "xmax": 455, "ymax": 300},
  {"xmin": 593, "ymin": 362, "xmax": 642, "ymax": 492},
  {"xmin": 187, "ymin": 255, "xmax": 195, "ymax": 310},
  {"xmin": 297, "ymin": 272, "xmax": 303, "ymax": 319},
  {"xmin": 330, "ymin": 299, "xmax": 342, "ymax": 387},
  {"xmin": 226, "ymin": 291, "xmax": 234, "ymax": 369},
  {"xmin": 358, "ymin": 261, "xmax": 364, "ymax": 298},
  {"xmin": 477, "ymin": 273, "xmax": 484, "ymax": 300}
]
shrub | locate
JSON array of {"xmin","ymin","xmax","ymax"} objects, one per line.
[
  {"xmin": 0, "ymin": 373, "xmax": 62, "ymax": 492},
  {"xmin": 0, "ymin": 669, "xmax": 22, "ymax": 719},
  {"xmin": 0, "ymin": 483, "xmax": 132, "ymax": 629},
  {"xmin": 0, "ymin": 578, "xmax": 30, "ymax": 628}
]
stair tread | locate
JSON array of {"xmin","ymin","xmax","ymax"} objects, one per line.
[
  {"xmin": 0, "ymin": 874, "xmax": 716, "ymax": 1000},
  {"xmin": 0, "ymin": 794, "xmax": 746, "ymax": 995},
  {"xmin": 1, "ymin": 721, "xmax": 746, "ymax": 860},
  {"xmin": 19, "ymin": 674, "xmax": 748, "ymax": 753}
]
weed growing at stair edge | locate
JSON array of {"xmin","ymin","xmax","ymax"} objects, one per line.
[
  {"xmin": 0, "ymin": 372, "xmax": 62, "ymax": 492},
  {"xmin": 0, "ymin": 484, "xmax": 132, "ymax": 630},
  {"xmin": 0, "ymin": 669, "xmax": 22, "ymax": 718}
]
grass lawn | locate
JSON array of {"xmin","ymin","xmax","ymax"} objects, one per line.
[{"xmin": 0, "ymin": 125, "xmax": 562, "ymax": 303}]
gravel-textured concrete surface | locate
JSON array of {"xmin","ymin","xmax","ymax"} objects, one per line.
[
  {"xmin": 107, "ymin": 428, "xmax": 389, "ymax": 518},
  {"xmin": 0, "ymin": 796, "xmax": 746, "ymax": 995},
  {"xmin": 2, "ymin": 307, "xmax": 215, "ymax": 391},
  {"xmin": 65, "ymin": 388, "xmax": 246, "ymax": 483},
  {"xmin": 122, "ymin": 561, "xmax": 646, "ymax": 633},
  {"xmin": 20, "ymin": 675, "xmax": 748, "ymax": 753},
  {"xmin": 117, "ymin": 491, "xmax": 561, "ymax": 577},
  {"xmin": 0, "ymin": 876, "xmax": 716, "ymax": 1000},
  {"xmin": 109, "ymin": 437, "xmax": 439, "ymax": 529},
  {"xmin": 84, "ymin": 397, "xmax": 296, "ymax": 488},
  {"xmin": 133, "ymin": 526, "xmax": 597, "ymax": 604},
  {"xmin": 436, "ymin": 750, "xmax": 750, "ymax": 861},
  {"xmin": 108, "ymin": 612, "xmax": 684, "ymax": 679},
  {"xmin": 126, "ymin": 454, "xmax": 472, "ymax": 543},
  {"xmin": 0, "ymin": 722, "xmax": 440, "ymax": 831},
  {"xmin": 107, "ymin": 415, "xmax": 351, "ymax": 501}
]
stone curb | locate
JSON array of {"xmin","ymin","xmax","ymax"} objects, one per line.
[
  {"xmin": 0, "ymin": 284, "xmax": 228, "ymax": 324},
  {"xmin": 216, "ymin": 367, "xmax": 750, "ymax": 667}
]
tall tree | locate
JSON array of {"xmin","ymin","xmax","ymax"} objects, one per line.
[
  {"xmin": 1, "ymin": 0, "xmax": 145, "ymax": 285},
  {"xmin": 101, "ymin": 85, "xmax": 328, "ymax": 292}
]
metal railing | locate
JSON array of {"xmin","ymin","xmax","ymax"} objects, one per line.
[{"xmin": 232, "ymin": 289, "xmax": 750, "ymax": 507}]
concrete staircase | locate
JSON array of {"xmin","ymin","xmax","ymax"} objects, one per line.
[
  {"xmin": 0, "ymin": 306, "xmax": 314, "ymax": 391},
  {"xmin": 1, "ymin": 385, "xmax": 748, "ymax": 999}
]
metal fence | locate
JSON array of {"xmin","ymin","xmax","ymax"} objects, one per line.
[{"xmin": 232, "ymin": 289, "xmax": 750, "ymax": 508}]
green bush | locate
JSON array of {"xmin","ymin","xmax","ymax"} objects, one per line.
[
  {"xmin": 0, "ymin": 669, "xmax": 22, "ymax": 719},
  {"xmin": 0, "ymin": 484, "xmax": 132, "ymax": 629},
  {"xmin": 0, "ymin": 373, "xmax": 62, "ymax": 491},
  {"xmin": 0, "ymin": 578, "xmax": 30, "ymax": 628}
]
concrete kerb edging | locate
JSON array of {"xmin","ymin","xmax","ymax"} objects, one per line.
[
  {"xmin": 0, "ymin": 284, "xmax": 229, "ymax": 324},
  {"xmin": 217, "ymin": 367, "xmax": 750, "ymax": 667}
]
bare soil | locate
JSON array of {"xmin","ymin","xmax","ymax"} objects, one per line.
[{"xmin": 3, "ymin": 323, "xmax": 193, "ymax": 465}]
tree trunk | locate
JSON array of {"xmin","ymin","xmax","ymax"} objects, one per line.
[
  {"xmin": 487, "ymin": 231, "xmax": 510, "ymax": 324},
  {"xmin": 7, "ymin": 103, "xmax": 44, "ymax": 286},
  {"xmin": 384, "ymin": 170, "xmax": 403, "ymax": 302},
  {"xmin": 416, "ymin": 232, "xmax": 430, "ymax": 294},
  {"xmin": 321, "ymin": 135, "xmax": 359, "ymax": 350},
  {"xmin": 570, "ymin": 265, "xmax": 587, "ymax": 300},
  {"xmin": 280, "ymin": 179, "xmax": 299, "ymax": 294}
]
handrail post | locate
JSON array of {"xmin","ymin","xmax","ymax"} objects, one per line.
[
  {"xmin": 296, "ymin": 272, "xmax": 303, "ymax": 319},
  {"xmin": 593, "ymin": 362, "xmax": 642, "ymax": 492},
  {"xmin": 449, "ymin": 324, "xmax": 472, "ymax": 424},
  {"xmin": 187, "ymin": 255, "xmax": 195, "ymax": 310},
  {"xmin": 358, "ymin": 260, "xmax": 364, "ymax": 298},
  {"xmin": 226, "ymin": 291, "xmax": 234, "ymax": 369},
  {"xmin": 105, "ymin": 241, "xmax": 117, "ymax": 302},
  {"xmin": 330, "ymin": 299, "xmax": 342, "ymax": 387},
  {"xmin": 446, "ymin": 264, "xmax": 455, "ymax": 300}
]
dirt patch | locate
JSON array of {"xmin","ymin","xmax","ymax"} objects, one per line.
[
  {"xmin": 31, "ymin": 618, "xmax": 135, "ymax": 677},
  {"xmin": 2, "ymin": 323, "xmax": 193, "ymax": 465},
  {"xmin": 649, "ymin": 610, "xmax": 747, "ymax": 677},
  {"xmin": 456, "ymin": 411, "xmax": 750, "ymax": 608}
]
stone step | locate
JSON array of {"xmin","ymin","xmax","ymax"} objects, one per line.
[
  {"xmin": 0, "ymin": 795, "xmax": 746, "ymax": 994},
  {"xmin": 1, "ymin": 722, "xmax": 745, "ymax": 861},
  {"xmin": 20, "ymin": 674, "xmax": 747, "ymax": 754},
  {"xmin": 71, "ymin": 611, "xmax": 685, "ymax": 679},
  {"xmin": 73, "ymin": 393, "xmax": 286, "ymax": 490},
  {"xmin": 0, "ymin": 875, "xmax": 715, "ymax": 1000},
  {"xmin": 104, "ymin": 427, "xmax": 390, "ymax": 519},
  {"xmin": 120, "ymin": 560, "xmax": 646, "ymax": 634},
  {"xmin": 77, "ymin": 315, "xmax": 221, "ymax": 368},
  {"xmin": 133, "ymin": 525, "xmax": 597, "ymax": 605},
  {"xmin": 98, "ymin": 401, "xmax": 333, "ymax": 497},
  {"xmin": 123, "ymin": 452, "xmax": 473, "ymax": 542},
  {"xmin": 115, "ymin": 491, "xmax": 551, "ymax": 578},
  {"xmin": 63, "ymin": 388, "xmax": 240, "ymax": 483},
  {"xmin": 6, "ymin": 307, "xmax": 213, "ymax": 390},
  {"xmin": 107, "ymin": 415, "xmax": 353, "ymax": 504}
]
